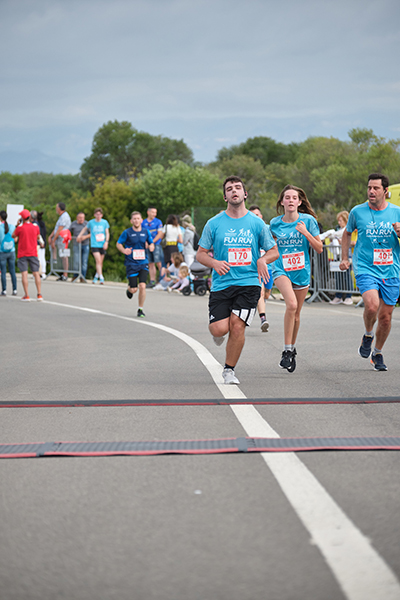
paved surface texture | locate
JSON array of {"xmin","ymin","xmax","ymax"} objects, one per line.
[{"xmin": 1, "ymin": 277, "xmax": 400, "ymax": 600}]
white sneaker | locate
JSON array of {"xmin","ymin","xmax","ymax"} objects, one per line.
[
  {"xmin": 343, "ymin": 297, "xmax": 353, "ymax": 305},
  {"xmin": 222, "ymin": 368, "xmax": 240, "ymax": 384},
  {"xmin": 167, "ymin": 287, "xmax": 172, "ymax": 293},
  {"xmin": 329, "ymin": 297, "xmax": 342, "ymax": 304},
  {"xmin": 212, "ymin": 335, "xmax": 226, "ymax": 346},
  {"xmin": 153, "ymin": 283, "xmax": 164, "ymax": 290}
]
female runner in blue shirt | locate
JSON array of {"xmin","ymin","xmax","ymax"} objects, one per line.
[{"xmin": 270, "ymin": 185, "xmax": 323, "ymax": 372}]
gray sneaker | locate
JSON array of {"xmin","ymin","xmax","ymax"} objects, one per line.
[
  {"xmin": 222, "ymin": 368, "xmax": 240, "ymax": 384},
  {"xmin": 359, "ymin": 334, "xmax": 373, "ymax": 359},
  {"xmin": 260, "ymin": 317, "xmax": 269, "ymax": 332}
]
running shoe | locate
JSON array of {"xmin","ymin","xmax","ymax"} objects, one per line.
[
  {"xmin": 279, "ymin": 349, "xmax": 296, "ymax": 372},
  {"xmin": 126, "ymin": 288, "xmax": 133, "ymax": 300},
  {"xmin": 260, "ymin": 316, "xmax": 269, "ymax": 332},
  {"xmin": 99, "ymin": 276, "xmax": 104, "ymax": 285},
  {"xmin": 92, "ymin": 275, "xmax": 99, "ymax": 284},
  {"xmin": 37, "ymin": 294, "xmax": 43, "ymax": 302},
  {"xmin": 137, "ymin": 308, "xmax": 145, "ymax": 318},
  {"xmin": 329, "ymin": 297, "xmax": 342, "ymax": 305},
  {"xmin": 343, "ymin": 297, "xmax": 353, "ymax": 306},
  {"xmin": 358, "ymin": 334, "xmax": 374, "ymax": 359},
  {"xmin": 222, "ymin": 368, "xmax": 240, "ymax": 384},
  {"xmin": 370, "ymin": 353, "xmax": 387, "ymax": 371},
  {"xmin": 212, "ymin": 335, "xmax": 226, "ymax": 346},
  {"xmin": 21, "ymin": 296, "xmax": 31, "ymax": 302},
  {"xmin": 56, "ymin": 274, "xmax": 68, "ymax": 281}
]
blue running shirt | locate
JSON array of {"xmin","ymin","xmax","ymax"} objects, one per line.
[
  {"xmin": 270, "ymin": 213, "xmax": 320, "ymax": 287},
  {"xmin": 199, "ymin": 211, "xmax": 276, "ymax": 291},
  {"xmin": 117, "ymin": 227, "xmax": 154, "ymax": 275},
  {"xmin": 87, "ymin": 218, "xmax": 110, "ymax": 248},
  {"xmin": 347, "ymin": 201, "xmax": 400, "ymax": 278},
  {"xmin": 142, "ymin": 217, "xmax": 163, "ymax": 246}
]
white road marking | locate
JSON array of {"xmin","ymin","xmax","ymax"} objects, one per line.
[{"xmin": 42, "ymin": 299, "xmax": 400, "ymax": 600}]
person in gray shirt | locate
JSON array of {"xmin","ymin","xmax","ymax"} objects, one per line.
[
  {"xmin": 48, "ymin": 202, "xmax": 71, "ymax": 281},
  {"xmin": 69, "ymin": 212, "xmax": 89, "ymax": 281}
]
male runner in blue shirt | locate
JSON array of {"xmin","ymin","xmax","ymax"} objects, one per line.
[
  {"xmin": 117, "ymin": 211, "xmax": 154, "ymax": 318},
  {"xmin": 340, "ymin": 173, "xmax": 400, "ymax": 371},
  {"xmin": 196, "ymin": 176, "xmax": 278, "ymax": 384}
]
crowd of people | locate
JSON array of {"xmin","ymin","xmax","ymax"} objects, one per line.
[{"xmin": 1, "ymin": 172, "xmax": 399, "ymax": 380}]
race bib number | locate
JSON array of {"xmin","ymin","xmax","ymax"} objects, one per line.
[
  {"xmin": 132, "ymin": 249, "xmax": 145, "ymax": 260},
  {"xmin": 282, "ymin": 251, "xmax": 305, "ymax": 271},
  {"xmin": 228, "ymin": 248, "xmax": 252, "ymax": 266},
  {"xmin": 373, "ymin": 248, "xmax": 393, "ymax": 265},
  {"xmin": 95, "ymin": 233, "xmax": 105, "ymax": 242}
]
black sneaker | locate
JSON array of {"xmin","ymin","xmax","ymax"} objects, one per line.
[
  {"xmin": 279, "ymin": 349, "xmax": 296, "ymax": 372},
  {"xmin": 126, "ymin": 288, "xmax": 133, "ymax": 300},
  {"xmin": 137, "ymin": 308, "xmax": 145, "ymax": 318},
  {"xmin": 370, "ymin": 353, "xmax": 387, "ymax": 371},
  {"xmin": 358, "ymin": 334, "xmax": 373, "ymax": 358},
  {"xmin": 287, "ymin": 348, "xmax": 297, "ymax": 373},
  {"xmin": 56, "ymin": 274, "xmax": 67, "ymax": 281}
]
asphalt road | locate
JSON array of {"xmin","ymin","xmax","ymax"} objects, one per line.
[{"xmin": 1, "ymin": 277, "xmax": 400, "ymax": 600}]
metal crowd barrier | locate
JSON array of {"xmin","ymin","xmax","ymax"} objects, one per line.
[
  {"xmin": 307, "ymin": 245, "xmax": 361, "ymax": 304},
  {"xmin": 48, "ymin": 236, "xmax": 86, "ymax": 281}
]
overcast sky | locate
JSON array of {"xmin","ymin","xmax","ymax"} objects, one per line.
[{"xmin": 1, "ymin": 0, "xmax": 399, "ymax": 171}]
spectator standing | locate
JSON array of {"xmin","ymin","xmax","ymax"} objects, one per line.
[
  {"xmin": 327, "ymin": 211, "xmax": 354, "ymax": 305},
  {"xmin": 0, "ymin": 210, "xmax": 17, "ymax": 296},
  {"xmin": 69, "ymin": 212, "xmax": 89, "ymax": 282},
  {"xmin": 77, "ymin": 207, "xmax": 110, "ymax": 284},
  {"xmin": 36, "ymin": 211, "xmax": 47, "ymax": 279},
  {"xmin": 48, "ymin": 202, "xmax": 71, "ymax": 281},
  {"xmin": 181, "ymin": 215, "xmax": 197, "ymax": 268},
  {"xmin": 12, "ymin": 209, "xmax": 44, "ymax": 301},
  {"xmin": 153, "ymin": 214, "xmax": 183, "ymax": 266},
  {"xmin": 116, "ymin": 211, "xmax": 154, "ymax": 318},
  {"xmin": 141, "ymin": 206, "xmax": 163, "ymax": 287}
]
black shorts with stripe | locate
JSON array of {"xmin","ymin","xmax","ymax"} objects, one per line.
[{"xmin": 208, "ymin": 285, "xmax": 261, "ymax": 327}]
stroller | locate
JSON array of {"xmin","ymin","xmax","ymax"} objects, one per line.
[{"xmin": 181, "ymin": 259, "xmax": 212, "ymax": 296}]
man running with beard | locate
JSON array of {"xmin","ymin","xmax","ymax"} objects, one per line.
[{"xmin": 340, "ymin": 173, "xmax": 400, "ymax": 371}]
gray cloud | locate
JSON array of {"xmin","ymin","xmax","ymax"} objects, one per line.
[{"xmin": 0, "ymin": 0, "xmax": 399, "ymax": 167}]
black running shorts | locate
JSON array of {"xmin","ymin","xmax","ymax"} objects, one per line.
[
  {"xmin": 208, "ymin": 285, "xmax": 260, "ymax": 326},
  {"xmin": 128, "ymin": 270, "xmax": 148, "ymax": 288}
]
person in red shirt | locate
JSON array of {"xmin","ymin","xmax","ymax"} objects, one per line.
[{"xmin": 12, "ymin": 209, "xmax": 44, "ymax": 301}]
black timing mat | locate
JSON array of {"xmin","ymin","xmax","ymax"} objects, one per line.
[
  {"xmin": 1, "ymin": 397, "xmax": 400, "ymax": 407},
  {"xmin": 1, "ymin": 436, "xmax": 400, "ymax": 458}
]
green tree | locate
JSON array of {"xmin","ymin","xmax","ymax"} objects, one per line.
[
  {"xmin": 216, "ymin": 136, "xmax": 300, "ymax": 167},
  {"xmin": 134, "ymin": 161, "xmax": 223, "ymax": 227},
  {"xmin": 80, "ymin": 120, "xmax": 194, "ymax": 189}
]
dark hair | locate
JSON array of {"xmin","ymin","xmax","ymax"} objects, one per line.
[
  {"xmin": 276, "ymin": 184, "xmax": 318, "ymax": 219},
  {"xmin": 0, "ymin": 210, "xmax": 8, "ymax": 234},
  {"xmin": 249, "ymin": 204, "xmax": 261, "ymax": 212},
  {"xmin": 94, "ymin": 207, "xmax": 103, "ymax": 214},
  {"xmin": 368, "ymin": 173, "xmax": 389, "ymax": 190},
  {"xmin": 166, "ymin": 214, "xmax": 179, "ymax": 226},
  {"xmin": 223, "ymin": 176, "xmax": 247, "ymax": 196},
  {"xmin": 57, "ymin": 202, "xmax": 66, "ymax": 212}
]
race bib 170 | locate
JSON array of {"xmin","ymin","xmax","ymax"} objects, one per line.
[
  {"xmin": 282, "ymin": 251, "xmax": 305, "ymax": 271},
  {"xmin": 228, "ymin": 248, "xmax": 252, "ymax": 266}
]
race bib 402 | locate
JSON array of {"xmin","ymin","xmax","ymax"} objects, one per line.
[{"xmin": 282, "ymin": 251, "xmax": 305, "ymax": 271}]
